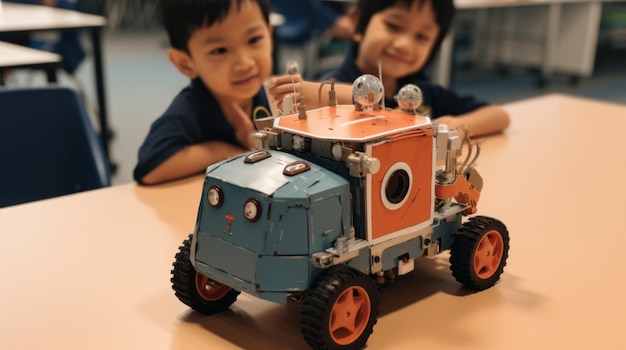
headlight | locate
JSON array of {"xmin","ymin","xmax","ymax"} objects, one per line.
[
  {"xmin": 207, "ymin": 185, "xmax": 223, "ymax": 208},
  {"xmin": 243, "ymin": 198, "xmax": 261, "ymax": 222},
  {"xmin": 283, "ymin": 160, "xmax": 310, "ymax": 176}
]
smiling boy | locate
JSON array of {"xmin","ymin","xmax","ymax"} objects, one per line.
[
  {"xmin": 319, "ymin": 0, "xmax": 510, "ymax": 139},
  {"xmin": 134, "ymin": 0, "xmax": 273, "ymax": 185}
]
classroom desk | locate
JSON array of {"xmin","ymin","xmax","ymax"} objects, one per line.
[
  {"xmin": 1, "ymin": 94, "xmax": 625, "ymax": 349},
  {"xmin": 0, "ymin": 40, "xmax": 60, "ymax": 83},
  {"xmin": 433, "ymin": 0, "xmax": 609, "ymax": 87},
  {"xmin": 0, "ymin": 2, "xmax": 111, "ymax": 161}
]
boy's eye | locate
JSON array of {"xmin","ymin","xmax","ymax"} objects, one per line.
[
  {"xmin": 384, "ymin": 21, "xmax": 402, "ymax": 32},
  {"xmin": 210, "ymin": 47, "xmax": 228, "ymax": 55},
  {"xmin": 416, "ymin": 33, "xmax": 431, "ymax": 42},
  {"xmin": 249, "ymin": 35, "xmax": 263, "ymax": 45}
]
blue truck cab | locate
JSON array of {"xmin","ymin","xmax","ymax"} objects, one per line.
[{"xmin": 191, "ymin": 149, "xmax": 352, "ymax": 303}]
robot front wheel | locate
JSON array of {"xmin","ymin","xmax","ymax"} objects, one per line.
[
  {"xmin": 171, "ymin": 234, "xmax": 240, "ymax": 315},
  {"xmin": 450, "ymin": 216, "xmax": 510, "ymax": 291},
  {"xmin": 301, "ymin": 264, "xmax": 380, "ymax": 350}
]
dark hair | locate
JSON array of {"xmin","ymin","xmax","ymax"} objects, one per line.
[
  {"xmin": 353, "ymin": 0, "xmax": 454, "ymax": 67},
  {"xmin": 160, "ymin": 0, "xmax": 271, "ymax": 53}
]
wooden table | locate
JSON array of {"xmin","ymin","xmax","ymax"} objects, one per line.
[
  {"xmin": 0, "ymin": 2, "xmax": 112, "ymax": 162},
  {"xmin": 1, "ymin": 94, "xmax": 625, "ymax": 349},
  {"xmin": 0, "ymin": 40, "xmax": 60, "ymax": 83}
]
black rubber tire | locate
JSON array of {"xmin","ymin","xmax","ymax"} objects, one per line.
[
  {"xmin": 171, "ymin": 234, "xmax": 240, "ymax": 314},
  {"xmin": 450, "ymin": 216, "xmax": 510, "ymax": 290},
  {"xmin": 301, "ymin": 265, "xmax": 379, "ymax": 350}
]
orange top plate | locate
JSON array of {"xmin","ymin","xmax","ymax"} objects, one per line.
[{"xmin": 273, "ymin": 105, "xmax": 431, "ymax": 142}]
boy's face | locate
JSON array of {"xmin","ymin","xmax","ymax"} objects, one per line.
[
  {"xmin": 170, "ymin": 1, "xmax": 272, "ymax": 105},
  {"xmin": 355, "ymin": 1, "xmax": 439, "ymax": 81}
]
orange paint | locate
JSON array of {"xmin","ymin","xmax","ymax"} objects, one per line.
[
  {"xmin": 368, "ymin": 129, "xmax": 434, "ymax": 240},
  {"xmin": 435, "ymin": 175, "xmax": 481, "ymax": 214},
  {"xmin": 224, "ymin": 214, "xmax": 236, "ymax": 233},
  {"xmin": 274, "ymin": 105, "xmax": 430, "ymax": 141}
]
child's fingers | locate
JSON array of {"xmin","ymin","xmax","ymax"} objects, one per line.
[
  {"xmin": 268, "ymin": 83, "xmax": 299, "ymax": 97},
  {"xmin": 228, "ymin": 103, "xmax": 256, "ymax": 150},
  {"xmin": 268, "ymin": 76, "xmax": 302, "ymax": 107},
  {"xmin": 274, "ymin": 91, "xmax": 299, "ymax": 104},
  {"xmin": 268, "ymin": 75, "xmax": 301, "ymax": 92},
  {"xmin": 270, "ymin": 73, "xmax": 302, "ymax": 86}
]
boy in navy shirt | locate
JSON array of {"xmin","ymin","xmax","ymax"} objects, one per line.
[
  {"xmin": 269, "ymin": 0, "xmax": 509, "ymax": 139},
  {"xmin": 134, "ymin": 0, "xmax": 273, "ymax": 184}
]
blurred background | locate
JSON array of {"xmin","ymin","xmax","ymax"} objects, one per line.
[{"xmin": 3, "ymin": 0, "xmax": 626, "ymax": 185}]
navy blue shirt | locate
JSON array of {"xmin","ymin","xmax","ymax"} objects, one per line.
[
  {"xmin": 133, "ymin": 78, "xmax": 271, "ymax": 183},
  {"xmin": 320, "ymin": 47, "xmax": 488, "ymax": 118}
]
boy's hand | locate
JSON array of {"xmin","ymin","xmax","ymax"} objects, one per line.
[
  {"xmin": 227, "ymin": 103, "xmax": 256, "ymax": 151},
  {"xmin": 267, "ymin": 74, "xmax": 303, "ymax": 113}
]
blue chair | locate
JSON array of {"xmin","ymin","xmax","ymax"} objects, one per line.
[{"xmin": 0, "ymin": 86, "xmax": 111, "ymax": 208}]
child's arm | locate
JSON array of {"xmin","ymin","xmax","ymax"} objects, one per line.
[
  {"xmin": 435, "ymin": 105, "xmax": 510, "ymax": 139},
  {"xmin": 140, "ymin": 103, "xmax": 256, "ymax": 185},
  {"xmin": 140, "ymin": 141, "xmax": 247, "ymax": 185}
]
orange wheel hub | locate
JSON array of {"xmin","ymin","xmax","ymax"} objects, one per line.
[
  {"xmin": 329, "ymin": 286, "xmax": 371, "ymax": 345},
  {"xmin": 473, "ymin": 230, "xmax": 505, "ymax": 279},
  {"xmin": 195, "ymin": 273, "xmax": 231, "ymax": 301}
]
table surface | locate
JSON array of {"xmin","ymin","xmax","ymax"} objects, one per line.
[
  {"xmin": 0, "ymin": 2, "xmax": 105, "ymax": 32},
  {"xmin": 0, "ymin": 40, "xmax": 59, "ymax": 66},
  {"xmin": 1, "ymin": 94, "xmax": 625, "ymax": 349}
]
